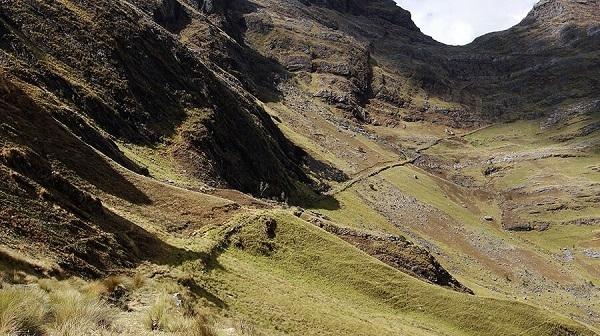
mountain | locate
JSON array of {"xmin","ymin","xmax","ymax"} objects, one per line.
[{"xmin": 0, "ymin": 0, "xmax": 598, "ymax": 335}]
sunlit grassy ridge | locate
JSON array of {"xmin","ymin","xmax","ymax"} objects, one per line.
[
  {"xmin": 1, "ymin": 208, "xmax": 596, "ymax": 335},
  {"xmin": 198, "ymin": 212, "xmax": 594, "ymax": 336},
  {"xmin": 1, "ymin": 115, "xmax": 597, "ymax": 334},
  {"xmin": 287, "ymin": 116, "xmax": 599, "ymax": 332}
]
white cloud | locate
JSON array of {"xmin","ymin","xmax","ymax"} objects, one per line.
[{"xmin": 395, "ymin": 0, "xmax": 538, "ymax": 45}]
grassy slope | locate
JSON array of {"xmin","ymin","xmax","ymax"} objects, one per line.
[
  {"xmin": 200, "ymin": 212, "xmax": 594, "ymax": 336},
  {"xmin": 1, "ymin": 109, "xmax": 597, "ymax": 334},
  {"xmin": 73, "ymin": 151, "xmax": 596, "ymax": 336},
  {"xmin": 58, "ymin": 96, "xmax": 600, "ymax": 334},
  {"xmin": 427, "ymin": 119, "xmax": 599, "ymax": 253},
  {"xmin": 290, "ymin": 114, "xmax": 599, "ymax": 330}
]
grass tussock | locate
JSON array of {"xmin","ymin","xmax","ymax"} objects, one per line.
[
  {"xmin": 81, "ymin": 276, "xmax": 127, "ymax": 297},
  {"xmin": 0, "ymin": 287, "xmax": 48, "ymax": 335},
  {"xmin": 144, "ymin": 292, "xmax": 216, "ymax": 336},
  {"xmin": 0, "ymin": 284, "xmax": 117, "ymax": 336},
  {"xmin": 46, "ymin": 288, "xmax": 117, "ymax": 336},
  {"xmin": 0, "ymin": 273, "xmax": 146, "ymax": 335},
  {"xmin": 15, "ymin": 272, "xmax": 259, "ymax": 335},
  {"xmin": 80, "ymin": 273, "xmax": 145, "ymax": 300}
]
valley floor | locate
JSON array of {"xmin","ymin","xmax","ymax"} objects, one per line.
[{"xmin": 2, "ymin": 104, "xmax": 598, "ymax": 335}]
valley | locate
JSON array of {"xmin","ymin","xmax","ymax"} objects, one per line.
[{"xmin": 0, "ymin": 0, "xmax": 598, "ymax": 335}]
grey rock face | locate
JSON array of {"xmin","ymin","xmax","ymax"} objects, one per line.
[{"xmin": 584, "ymin": 249, "xmax": 600, "ymax": 259}]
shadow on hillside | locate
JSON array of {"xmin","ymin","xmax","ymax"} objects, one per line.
[
  {"xmin": 2, "ymin": 0, "xmax": 347, "ymax": 213},
  {"xmin": 178, "ymin": 276, "xmax": 228, "ymax": 309},
  {"xmin": 153, "ymin": 0, "xmax": 192, "ymax": 34},
  {"xmin": 296, "ymin": 194, "xmax": 341, "ymax": 211},
  {"xmin": 0, "ymin": 192, "xmax": 201, "ymax": 279},
  {"xmin": 0, "ymin": 83, "xmax": 153, "ymax": 206},
  {"xmin": 223, "ymin": 0, "xmax": 287, "ymax": 104},
  {"xmin": 57, "ymin": 143, "xmax": 152, "ymax": 205},
  {"xmin": 99, "ymin": 209, "xmax": 203, "ymax": 268}
]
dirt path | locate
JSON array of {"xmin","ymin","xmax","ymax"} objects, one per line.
[
  {"xmin": 326, "ymin": 124, "xmax": 495, "ymax": 196},
  {"xmin": 325, "ymin": 157, "xmax": 417, "ymax": 195}
]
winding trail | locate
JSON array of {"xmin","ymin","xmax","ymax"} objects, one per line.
[
  {"xmin": 325, "ymin": 124, "xmax": 495, "ymax": 196},
  {"xmin": 325, "ymin": 157, "xmax": 417, "ymax": 195}
]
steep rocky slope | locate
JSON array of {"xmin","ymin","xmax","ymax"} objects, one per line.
[
  {"xmin": 0, "ymin": 0, "xmax": 598, "ymax": 335},
  {"xmin": 1, "ymin": 0, "xmax": 315, "ymax": 199},
  {"xmin": 234, "ymin": 0, "xmax": 599, "ymax": 124}
]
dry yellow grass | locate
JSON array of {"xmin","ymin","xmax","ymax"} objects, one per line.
[
  {"xmin": 144, "ymin": 292, "xmax": 216, "ymax": 336},
  {"xmin": 0, "ymin": 287, "xmax": 48, "ymax": 335},
  {"xmin": 46, "ymin": 288, "xmax": 117, "ymax": 335}
]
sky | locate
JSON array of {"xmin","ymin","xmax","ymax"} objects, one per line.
[{"xmin": 395, "ymin": 0, "xmax": 539, "ymax": 45}]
